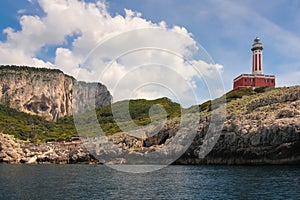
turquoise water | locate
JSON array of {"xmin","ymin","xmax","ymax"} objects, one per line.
[{"xmin": 0, "ymin": 165, "xmax": 299, "ymax": 199}]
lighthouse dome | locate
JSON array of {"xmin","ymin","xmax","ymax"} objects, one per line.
[{"xmin": 254, "ymin": 37, "xmax": 260, "ymax": 43}]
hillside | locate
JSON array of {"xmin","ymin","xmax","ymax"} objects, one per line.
[
  {"xmin": 93, "ymin": 86, "xmax": 300, "ymax": 165},
  {"xmin": 0, "ymin": 97, "xmax": 182, "ymax": 163},
  {"xmin": 0, "ymin": 85, "xmax": 262, "ymax": 143},
  {"xmin": 0, "ymin": 104, "xmax": 77, "ymax": 142},
  {"xmin": 0, "ymin": 96, "xmax": 181, "ymax": 142},
  {"xmin": 96, "ymin": 97, "xmax": 181, "ymax": 134},
  {"xmin": 0, "ymin": 65, "xmax": 299, "ymax": 164}
]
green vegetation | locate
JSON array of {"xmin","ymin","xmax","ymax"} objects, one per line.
[
  {"xmin": 96, "ymin": 97, "xmax": 181, "ymax": 135},
  {"xmin": 254, "ymin": 86, "xmax": 268, "ymax": 93},
  {"xmin": 0, "ymin": 65, "xmax": 75, "ymax": 80},
  {"xmin": 0, "ymin": 65, "xmax": 63, "ymax": 74},
  {"xmin": 0, "ymin": 97, "xmax": 181, "ymax": 141},
  {"xmin": 225, "ymin": 88, "xmax": 255, "ymax": 102},
  {"xmin": 187, "ymin": 87, "xmax": 266, "ymax": 114},
  {"xmin": 199, "ymin": 100, "xmax": 212, "ymax": 112},
  {"xmin": 1, "ymin": 87, "xmax": 269, "ymax": 142},
  {"xmin": 0, "ymin": 104, "xmax": 77, "ymax": 143},
  {"xmin": 214, "ymin": 87, "xmax": 261, "ymax": 109}
]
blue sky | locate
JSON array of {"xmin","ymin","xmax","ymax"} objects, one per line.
[{"xmin": 0, "ymin": 0, "xmax": 299, "ymax": 105}]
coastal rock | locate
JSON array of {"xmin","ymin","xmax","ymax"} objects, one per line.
[
  {"xmin": 0, "ymin": 133, "xmax": 24, "ymax": 163},
  {"xmin": 175, "ymin": 87, "xmax": 300, "ymax": 165},
  {"xmin": 102, "ymin": 87, "xmax": 300, "ymax": 165},
  {"xmin": 1, "ymin": 76, "xmax": 299, "ymax": 165},
  {"xmin": 0, "ymin": 133, "xmax": 98, "ymax": 164}
]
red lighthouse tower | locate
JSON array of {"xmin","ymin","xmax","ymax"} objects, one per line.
[{"xmin": 233, "ymin": 37, "xmax": 275, "ymax": 90}]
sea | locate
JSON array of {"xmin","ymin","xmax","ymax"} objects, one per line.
[{"xmin": 0, "ymin": 164, "xmax": 299, "ymax": 200}]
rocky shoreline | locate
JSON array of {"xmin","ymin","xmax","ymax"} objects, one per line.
[
  {"xmin": 1, "ymin": 86, "xmax": 300, "ymax": 165},
  {"xmin": 104, "ymin": 86, "xmax": 300, "ymax": 165},
  {"xmin": 0, "ymin": 133, "xmax": 98, "ymax": 164}
]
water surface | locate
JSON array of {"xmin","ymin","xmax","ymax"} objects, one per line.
[{"xmin": 0, "ymin": 165, "xmax": 299, "ymax": 199}]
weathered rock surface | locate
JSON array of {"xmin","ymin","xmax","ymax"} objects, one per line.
[
  {"xmin": 104, "ymin": 86, "xmax": 300, "ymax": 165},
  {"xmin": 1, "ymin": 76, "xmax": 299, "ymax": 165},
  {"xmin": 175, "ymin": 86, "xmax": 300, "ymax": 165},
  {"xmin": 0, "ymin": 66, "xmax": 111, "ymax": 121},
  {"xmin": 0, "ymin": 133, "xmax": 98, "ymax": 164}
]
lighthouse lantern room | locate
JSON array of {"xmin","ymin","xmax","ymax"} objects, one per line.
[{"xmin": 233, "ymin": 37, "xmax": 275, "ymax": 90}]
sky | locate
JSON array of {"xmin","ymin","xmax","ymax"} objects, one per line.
[{"xmin": 0, "ymin": 0, "xmax": 299, "ymax": 106}]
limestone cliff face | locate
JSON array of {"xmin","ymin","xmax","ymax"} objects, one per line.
[
  {"xmin": 175, "ymin": 86, "xmax": 300, "ymax": 164},
  {"xmin": 104, "ymin": 86, "xmax": 300, "ymax": 165},
  {"xmin": 0, "ymin": 66, "xmax": 112, "ymax": 121}
]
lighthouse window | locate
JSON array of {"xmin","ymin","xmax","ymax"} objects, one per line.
[
  {"xmin": 244, "ymin": 79, "xmax": 247, "ymax": 82},
  {"xmin": 265, "ymin": 79, "xmax": 268, "ymax": 83},
  {"xmin": 250, "ymin": 78, "xmax": 254, "ymax": 82}
]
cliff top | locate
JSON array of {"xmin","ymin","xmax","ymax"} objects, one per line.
[{"xmin": 0, "ymin": 65, "xmax": 75, "ymax": 79}]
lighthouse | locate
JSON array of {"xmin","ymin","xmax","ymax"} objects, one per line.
[
  {"xmin": 233, "ymin": 37, "xmax": 275, "ymax": 90},
  {"xmin": 252, "ymin": 37, "xmax": 263, "ymax": 74}
]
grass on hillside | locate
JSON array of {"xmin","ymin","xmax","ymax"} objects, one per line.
[
  {"xmin": 0, "ymin": 104, "xmax": 77, "ymax": 143},
  {"xmin": 0, "ymin": 97, "xmax": 181, "ymax": 142},
  {"xmin": 0, "ymin": 87, "xmax": 269, "ymax": 142},
  {"xmin": 96, "ymin": 97, "xmax": 181, "ymax": 134},
  {"xmin": 188, "ymin": 87, "xmax": 260, "ymax": 113}
]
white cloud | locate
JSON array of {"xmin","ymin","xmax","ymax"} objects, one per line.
[
  {"xmin": 0, "ymin": 41, "xmax": 54, "ymax": 67},
  {"xmin": 0, "ymin": 0, "xmax": 224, "ymax": 106},
  {"xmin": 17, "ymin": 9, "xmax": 27, "ymax": 14}
]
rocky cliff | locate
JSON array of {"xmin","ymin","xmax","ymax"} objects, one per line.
[
  {"xmin": 175, "ymin": 86, "xmax": 300, "ymax": 165},
  {"xmin": 0, "ymin": 65, "xmax": 112, "ymax": 121},
  {"xmin": 0, "ymin": 73, "xmax": 299, "ymax": 164},
  {"xmin": 101, "ymin": 86, "xmax": 300, "ymax": 165}
]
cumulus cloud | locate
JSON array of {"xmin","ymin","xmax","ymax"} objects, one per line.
[{"xmin": 0, "ymin": 0, "xmax": 224, "ymax": 106}]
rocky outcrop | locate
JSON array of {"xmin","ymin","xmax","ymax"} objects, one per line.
[
  {"xmin": 176, "ymin": 86, "xmax": 300, "ymax": 164},
  {"xmin": 0, "ymin": 65, "xmax": 111, "ymax": 121},
  {"xmin": 0, "ymin": 133, "xmax": 98, "ymax": 164},
  {"xmin": 0, "ymin": 133, "xmax": 24, "ymax": 163},
  {"xmin": 103, "ymin": 86, "xmax": 300, "ymax": 165},
  {"xmin": 1, "ymin": 83, "xmax": 299, "ymax": 165}
]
